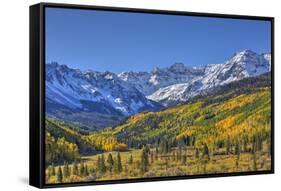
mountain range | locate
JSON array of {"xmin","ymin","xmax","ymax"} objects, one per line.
[{"xmin": 46, "ymin": 50, "xmax": 271, "ymax": 130}]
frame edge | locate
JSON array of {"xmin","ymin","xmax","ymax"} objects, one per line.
[{"xmin": 29, "ymin": 3, "xmax": 43, "ymax": 188}]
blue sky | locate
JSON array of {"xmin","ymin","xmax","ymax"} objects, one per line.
[{"xmin": 45, "ymin": 7, "xmax": 271, "ymax": 73}]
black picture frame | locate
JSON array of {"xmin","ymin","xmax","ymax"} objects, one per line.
[{"xmin": 30, "ymin": 2, "xmax": 275, "ymax": 189}]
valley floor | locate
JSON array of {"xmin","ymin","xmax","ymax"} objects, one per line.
[{"xmin": 45, "ymin": 143, "xmax": 271, "ymax": 184}]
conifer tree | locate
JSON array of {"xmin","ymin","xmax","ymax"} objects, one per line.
[
  {"xmin": 251, "ymin": 137, "xmax": 256, "ymax": 154},
  {"xmin": 140, "ymin": 148, "xmax": 149, "ymax": 173},
  {"xmin": 114, "ymin": 152, "xmax": 122, "ymax": 173},
  {"xmin": 107, "ymin": 153, "xmax": 114, "ymax": 172},
  {"xmin": 226, "ymin": 137, "xmax": 231, "ymax": 155},
  {"xmin": 63, "ymin": 162, "xmax": 70, "ymax": 177},
  {"xmin": 99, "ymin": 154, "xmax": 106, "ymax": 174},
  {"xmin": 128, "ymin": 154, "xmax": 133, "ymax": 165},
  {"xmin": 235, "ymin": 141, "xmax": 241, "ymax": 160},
  {"xmin": 155, "ymin": 146, "xmax": 159, "ymax": 155},
  {"xmin": 73, "ymin": 161, "xmax": 78, "ymax": 175},
  {"xmin": 195, "ymin": 148, "xmax": 199, "ymax": 159},
  {"xmin": 268, "ymin": 139, "xmax": 271, "ymax": 157},
  {"xmin": 79, "ymin": 161, "xmax": 85, "ymax": 176},
  {"xmin": 177, "ymin": 145, "xmax": 182, "ymax": 161},
  {"xmin": 97, "ymin": 156, "xmax": 101, "ymax": 172},
  {"xmin": 242, "ymin": 136, "xmax": 248, "ymax": 152},
  {"xmin": 56, "ymin": 166, "xmax": 63, "ymax": 183},
  {"xmin": 167, "ymin": 140, "xmax": 171, "ymax": 153},
  {"xmin": 66, "ymin": 163, "xmax": 70, "ymax": 177},
  {"xmin": 235, "ymin": 157, "xmax": 239, "ymax": 170},
  {"xmin": 257, "ymin": 133, "xmax": 263, "ymax": 151},
  {"xmin": 165, "ymin": 158, "xmax": 169, "ymax": 170},
  {"xmin": 51, "ymin": 163, "xmax": 56, "ymax": 176},
  {"xmin": 182, "ymin": 152, "xmax": 187, "ymax": 165},
  {"xmin": 84, "ymin": 164, "xmax": 89, "ymax": 176},
  {"xmin": 150, "ymin": 151, "xmax": 154, "ymax": 164},
  {"xmin": 203, "ymin": 144, "xmax": 210, "ymax": 160},
  {"xmin": 160, "ymin": 140, "xmax": 169, "ymax": 154}
]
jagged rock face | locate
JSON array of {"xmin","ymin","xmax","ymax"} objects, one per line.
[
  {"xmin": 46, "ymin": 63, "xmax": 161, "ymax": 117},
  {"xmin": 46, "ymin": 50, "xmax": 271, "ymax": 126},
  {"xmin": 118, "ymin": 62, "xmax": 204, "ymax": 95}
]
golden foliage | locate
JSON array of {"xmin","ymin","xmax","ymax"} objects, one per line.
[{"xmin": 85, "ymin": 134, "xmax": 127, "ymax": 152}]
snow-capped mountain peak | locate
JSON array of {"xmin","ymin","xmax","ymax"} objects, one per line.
[
  {"xmin": 46, "ymin": 50, "xmax": 271, "ymax": 124},
  {"xmin": 147, "ymin": 50, "xmax": 271, "ymax": 106},
  {"xmin": 46, "ymin": 63, "xmax": 161, "ymax": 118}
]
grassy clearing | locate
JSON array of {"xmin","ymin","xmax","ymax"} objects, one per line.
[{"xmin": 46, "ymin": 142, "xmax": 271, "ymax": 184}]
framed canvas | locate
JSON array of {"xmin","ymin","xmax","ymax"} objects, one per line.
[{"xmin": 30, "ymin": 2, "xmax": 274, "ymax": 188}]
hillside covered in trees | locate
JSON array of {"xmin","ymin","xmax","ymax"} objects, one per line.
[
  {"xmin": 45, "ymin": 72, "xmax": 272, "ymax": 184},
  {"xmin": 111, "ymin": 72, "xmax": 271, "ymax": 149}
]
